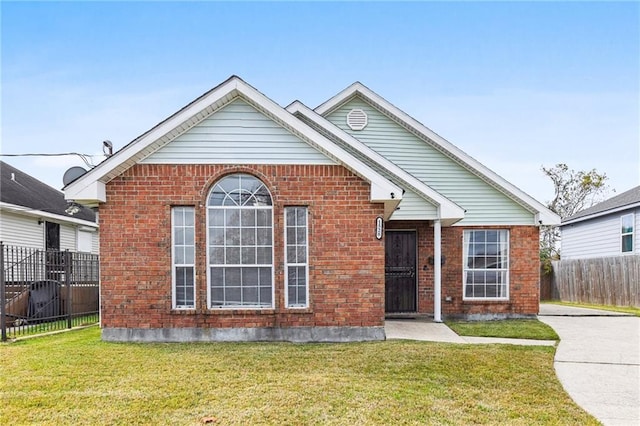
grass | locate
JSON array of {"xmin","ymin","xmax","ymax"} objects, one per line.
[
  {"xmin": 542, "ymin": 300, "xmax": 640, "ymax": 317},
  {"xmin": 0, "ymin": 327, "xmax": 596, "ymax": 425},
  {"xmin": 5, "ymin": 314, "xmax": 99, "ymax": 339},
  {"xmin": 445, "ymin": 319, "xmax": 560, "ymax": 340}
]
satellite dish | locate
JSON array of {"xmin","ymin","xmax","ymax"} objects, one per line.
[{"xmin": 63, "ymin": 166, "xmax": 87, "ymax": 186}]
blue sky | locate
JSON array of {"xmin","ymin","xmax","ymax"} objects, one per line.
[{"xmin": 2, "ymin": 1, "xmax": 639, "ymax": 205}]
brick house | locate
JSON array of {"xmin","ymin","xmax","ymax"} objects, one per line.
[{"xmin": 64, "ymin": 76, "xmax": 560, "ymax": 342}]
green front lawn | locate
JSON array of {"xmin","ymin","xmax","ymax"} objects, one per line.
[
  {"xmin": 445, "ymin": 319, "xmax": 560, "ymax": 340},
  {"xmin": 0, "ymin": 326, "xmax": 595, "ymax": 425}
]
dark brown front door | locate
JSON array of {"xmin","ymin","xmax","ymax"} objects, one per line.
[{"xmin": 385, "ymin": 230, "xmax": 417, "ymax": 313}]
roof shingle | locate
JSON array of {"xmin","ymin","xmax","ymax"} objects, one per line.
[
  {"xmin": 562, "ymin": 185, "xmax": 640, "ymax": 223},
  {"xmin": 1, "ymin": 161, "xmax": 96, "ymax": 222}
]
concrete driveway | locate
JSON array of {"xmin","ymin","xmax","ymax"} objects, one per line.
[{"xmin": 538, "ymin": 304, "xmax": 640, "ymax": 426}]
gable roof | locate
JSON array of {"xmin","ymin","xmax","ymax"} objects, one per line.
[
  {"xmin": 1, "ymin": 161, "xmax": 96, "ymax": 224},
  {"xmin": 64, "ymin": 76, "xmax": 403, "ymax": 219},
  {"xmin": 286, "ymin": 101, "xmax": 465, "ymax": 226},
  {"xmin": 562, "ymin": 185, "xmax": 640, "ymax": 225},
  {"xmin": 315, "ymin": 82, "xmax": 560, "ymax": 226}
]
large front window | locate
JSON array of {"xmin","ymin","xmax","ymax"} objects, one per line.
[
  {"xmin": 207, "ymin": 174, "xmax": 273, "ymax": 308},
  {"xmin": 463, "ymin": 229, "xmax": 509, "ymax": 299}
]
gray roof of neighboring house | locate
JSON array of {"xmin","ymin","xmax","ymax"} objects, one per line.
[
  {"xmin": 0, "ymin": 161, "xmax": 96, "ymax": 223},
  {"xmin": 562, "ymin": 185, "xmax": 640, "ymax": 224}
]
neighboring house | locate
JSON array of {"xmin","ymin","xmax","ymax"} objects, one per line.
[
  {"xmin": 64, "ymin": 76, "xmax": 559, "ymax": 343},
  {"xmin": 0, "ymin": 161, "xmax": 99, "ymax": 254},
  {"xmin": 561, "ymin": 185, "xmax": 640, "ymax": 259}
]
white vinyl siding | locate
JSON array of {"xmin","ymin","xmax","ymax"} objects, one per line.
[
  {"xmin": 77, "ymin": 230, "xmax": 93, "ymax": 253},
  {"xmin": 92, "ymin": 234, "xmax": 100, "ymax": 254},
  {"xmin": 142, "ymin": 99, "xmax": 336, "ymax": 165},
  {"xmin": 60, "ymin": 224, "xmax": 76, "ymax": 251},
  {"xmin": 326, "ymin": 98, "xmax": 534, "ymax": 225},
  {"xmin": 0, "ymin": 211, "xmax": 43, "ymax": 249},
  {"xmin": 561, "ymin": 208, "xmax": 640, "ymax": 259}
]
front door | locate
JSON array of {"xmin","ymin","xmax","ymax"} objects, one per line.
[{"xmin": 385, "ymin": 230, "xmax": 417, "ymax": 313}]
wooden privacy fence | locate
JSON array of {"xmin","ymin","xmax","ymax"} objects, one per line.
[{"xmin": 543, "ymin": 255, "xmax": 640, "ymax": 307}]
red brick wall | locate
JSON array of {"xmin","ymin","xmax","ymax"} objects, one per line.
[
  {"xmin": 440, "ymin": 226, "xmax": 540, "ymax": 317},
  {"xmin": 386, "ymin": 222, "xmax": 540, "ymax": 317},
  {"xmin": 99, "ymin": 164, "xmax": 386, "ymax": 330}
]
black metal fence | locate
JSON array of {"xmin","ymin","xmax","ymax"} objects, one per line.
[{"xmin": 1, "ymin": 243, "xmax": 99, "ymax": 341}]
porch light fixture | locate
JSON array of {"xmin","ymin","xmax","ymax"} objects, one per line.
[{"xmin": 65, "ymin": 202, "xmax": 81, "ymax": 216}]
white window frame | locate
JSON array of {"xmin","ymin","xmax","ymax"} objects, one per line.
[
  {"xmin": 462, "ymin": 229, "xmax": 509, "ymax": 300},
  {"xmin": 172, "ymin": 206, "xmax": 196, "ymax": 310},
  {"xmin": 285, "ymin": 207, "xmax": 309, "ymax": 309},
  {"xmin": 621, "ymin": 213, "xmax": 634, "ymax": 253},
  {"xmin": 206, "ymin": 174, "xmax": 274, "ymax": 309}
]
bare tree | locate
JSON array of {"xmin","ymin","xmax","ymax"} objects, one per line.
[{"xmin": 540, "ymin": 163, "xmax": 610, "ymax": 267}]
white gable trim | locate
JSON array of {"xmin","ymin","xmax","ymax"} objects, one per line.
[
  {"xmin": 287, "ymin": 101, "xmax": 465, "ymax": 225},
  {"xmin": 316, "ymin": 83, "xmax": 560, "ymax": 226},
  {"xmin": 64, "ymin": 76, "xmax": 402, "ymax": 218}
]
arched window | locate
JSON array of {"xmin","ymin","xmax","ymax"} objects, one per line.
[{"xmin": 207, "ymin": 174, "xmax": 273, "ymax": 308}]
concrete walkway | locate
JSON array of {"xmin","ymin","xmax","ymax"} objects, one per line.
[
  {"xmin": 538, "ymin": 304, "xmax": 640, "ymax": 426},
  {"xmin": 385, "ymin": 306, "xmax": 640, "ymax": 425},
  {"xmin": 384, "ymin": 319, "xmax": 556, "ymax": 346}
]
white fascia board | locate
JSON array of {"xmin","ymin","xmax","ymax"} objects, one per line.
[
  {"xmin": 0, "ymin": 202, "xmax": 99, "ymax": 228},
  {"xmin": 561, "ymin": 202, "xmax": 640, "ymax": 227},
  {"xmin": 287, "ymin": 101, "xmax": 465, "ymax": 222},
  {"xmin": 316, "ymin": 83, "xmax": 561, "ymax": 226}
]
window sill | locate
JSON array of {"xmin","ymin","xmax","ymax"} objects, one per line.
[
  {"xmin": 462, "ymin": 298, "xmax": 510, "ymax": 303},
  {"xmin": 206, "ymin": 308, "xmax": 277, "ymax": 315},
  {"xmin": 284, "ymin": 307, "xmax": 313, "ymax": 314},
  {"xmin": 169, "ymin": 308, "xmax": 315, "ymax": 315},
  {"xmin": 170, "ymin": 309, "xmax": 197, "ymax": 315}
]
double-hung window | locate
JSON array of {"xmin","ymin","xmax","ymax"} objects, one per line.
[
  {"xmin": 207, "ymin": 174, "xmax": 273, "ymax": 308},
  {"xmin": 621, "ymin": 214, "xmax": 634, "ymax": 253},
  {"xmin": 285, "ymin": 207, "xmax": 308, "ymax": 308},
  {"xmin": 463, "ymin": 229, "xmax": 509, "ymax": 299},
  {"xmin": 172, "ymin": 206, "xmax": 195, "ymax": 309}
]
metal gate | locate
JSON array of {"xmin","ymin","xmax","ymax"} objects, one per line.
[
  {"xmin": 1, "ymin": 243, "xmax": 99, "ymax": 341},
  {"xmin": 385, "ymin": 230, "xmax": 417, "ymax": 313}
]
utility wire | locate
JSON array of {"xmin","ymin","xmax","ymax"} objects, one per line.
[{"xmin": 0, "ymin": 152, "xmax": 102, "ymax": 168}]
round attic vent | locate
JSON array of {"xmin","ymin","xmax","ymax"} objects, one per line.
[{"xmin": 346, "ymin": 108, "xmax": 368, "ymax": 130}]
